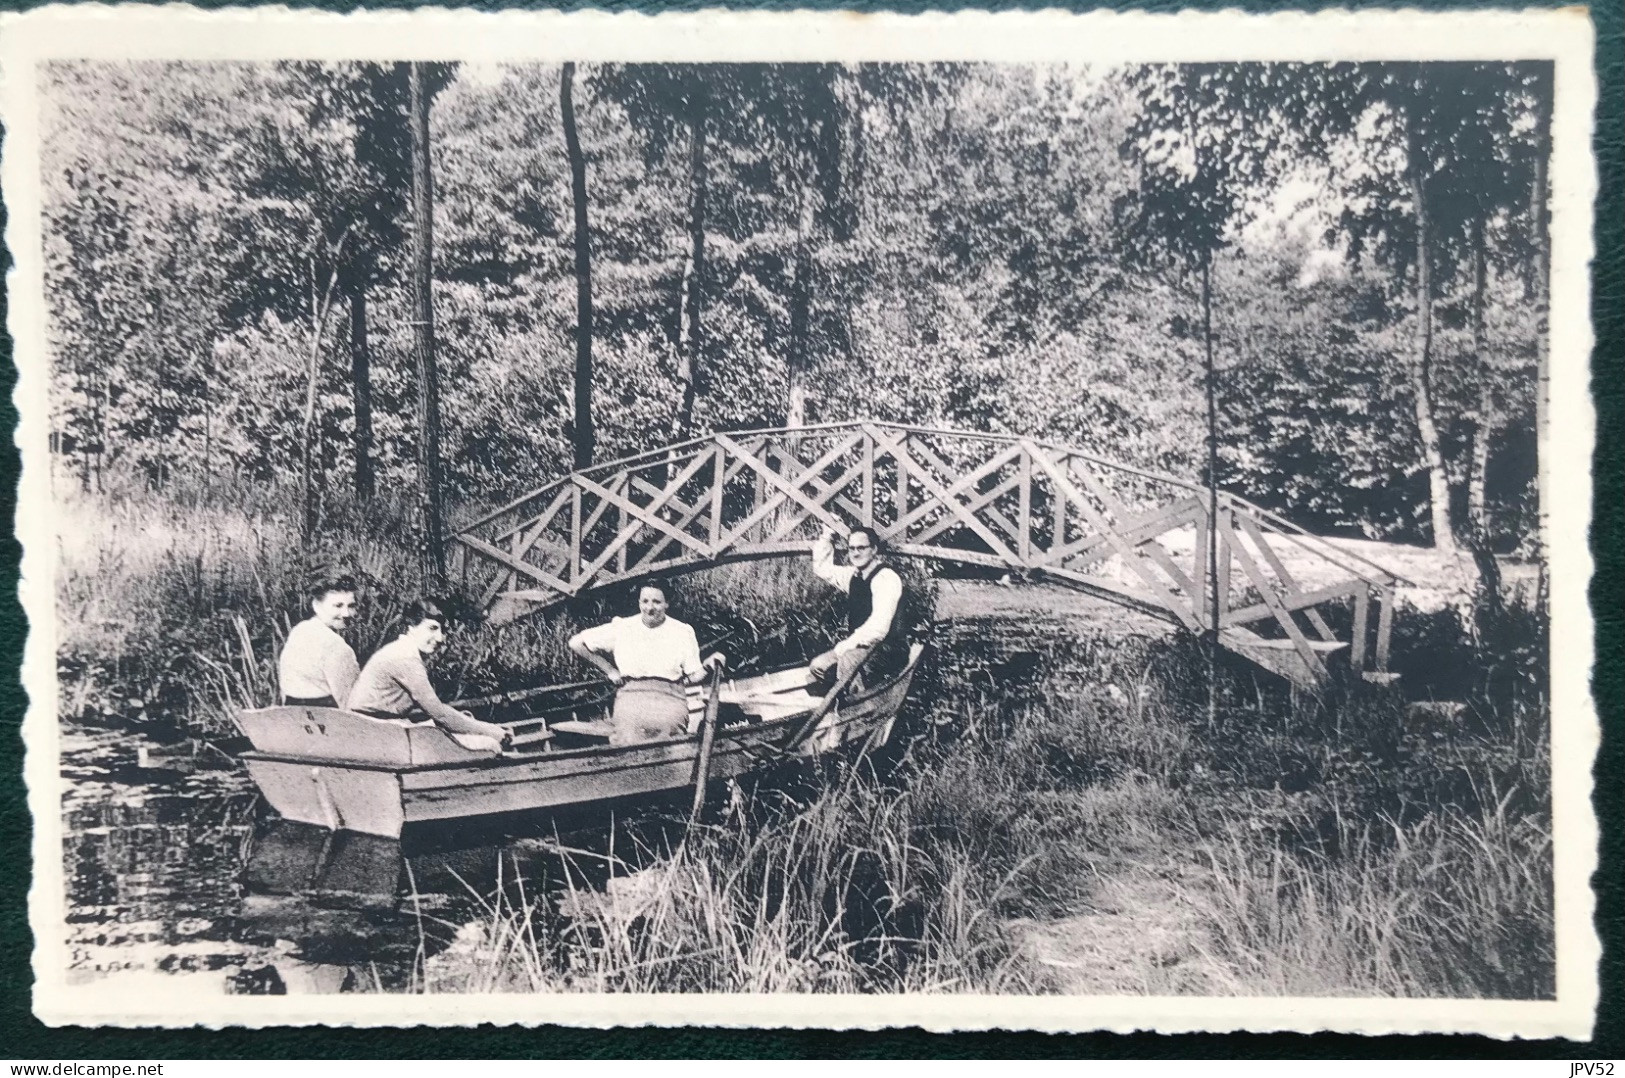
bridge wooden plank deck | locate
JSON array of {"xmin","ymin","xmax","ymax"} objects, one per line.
[{"xmin": 450, "ymin": 421, "xmax": 1405, "ymax": 687}]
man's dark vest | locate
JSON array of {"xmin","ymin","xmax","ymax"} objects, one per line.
[
  {"xmin": 846, "ymin": 564, "xmax": 879, "ymax": 632},
  {"xmin": 847, "ymin": 562, "xmax": 909, "ymax": 675}
]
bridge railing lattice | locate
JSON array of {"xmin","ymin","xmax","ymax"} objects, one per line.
[{"xmin": 450, "ymin": 421, "xmax": 1400, "ymax": 685}]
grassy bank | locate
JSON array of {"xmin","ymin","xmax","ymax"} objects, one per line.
[
  {"xmin": 411, "ymin": 768, "xmax": 1035, "ymax": 994},
  {"xmin": 956, "ymin": 611, "xmax": 1550, "ymax": 998}
]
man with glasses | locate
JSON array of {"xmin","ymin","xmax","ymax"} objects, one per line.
[{"xmin": 807, "ymin": 524, "xmax": 906, "ymax": 696}]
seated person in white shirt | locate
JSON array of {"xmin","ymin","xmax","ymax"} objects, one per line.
[
  {"xmin": 278, "ymin": 571, "xmax": 361, "ymax": 708},
  {"xmin": 568, "ymin": 578, "xmax": 726, "ymax": 746},
  {"xmin": 347, "ymin": 598, "xmax": 512, "ymax": 752},
  {"xmin": 808, "ymin": 525, "xmax": 906, "ymax": 696}
]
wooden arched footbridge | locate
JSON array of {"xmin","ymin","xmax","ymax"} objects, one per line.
[{"xmin": 450, "ymin": 421, "xmax": 1402, "ymax": 686}]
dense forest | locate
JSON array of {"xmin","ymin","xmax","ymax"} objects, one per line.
[{"xmin": 41, "ymin": 60, "xmax": 1551, "ymax": 556}]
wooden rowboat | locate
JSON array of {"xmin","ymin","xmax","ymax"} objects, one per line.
[{"xmin": 235, "ymin": 644, "xmax": 925, "ymax": 840}]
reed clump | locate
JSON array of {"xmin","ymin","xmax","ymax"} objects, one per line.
[{"xmin": 1188, "ymin": 789, "xmax": 1553, "ymax": 998}]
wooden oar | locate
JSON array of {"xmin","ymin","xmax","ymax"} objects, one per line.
[
  {"xmin": 687, "ymin": 664, "xmax": 727, "ymax": 827},
  {"xmin": 779, "ymin": 648, "xmax": 871, "ymax": 754},
  {"xmin": 450, "ymin": 676, "xmax": 609, "ymax": 711}
]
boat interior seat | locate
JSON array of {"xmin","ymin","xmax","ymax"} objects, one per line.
[
  {"xmin": 549, "ymin": 719, "xmax": 617, "ymax": 740},
  {"xmin": 730, "ymin": 689, "xmax": 821, "ymax": 719},
  {"xmin": 502, "ymin": 722, "xmax": 557, "ymax": 753}
]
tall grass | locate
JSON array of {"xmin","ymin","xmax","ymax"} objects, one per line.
[
  {"xmin": 1190, "ymin": 791, "xmax": 1553, "ymax": 998},
  {"xmin": 407, "ymin": 765, "xmax": 1036, "ymax": 994}
]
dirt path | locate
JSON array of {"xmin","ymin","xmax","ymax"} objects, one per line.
[
  {"xmin": 934, "ymin": 579, "xmax": 1227, "ymax": 995},
  {"xmin": 1007, "ymin": 861, "xmax": 1225, "ymax": 995}
]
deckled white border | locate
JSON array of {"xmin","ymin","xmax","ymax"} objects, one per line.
[{"xmin": 2, "ymin": 4, "xmax": 1599, "ymax": 1037}]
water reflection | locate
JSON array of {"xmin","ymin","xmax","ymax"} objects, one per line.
[
  {"xmin": 227, "ymin": 822, "xmax": 499, "ymax": 993},
  {"xmin": 63, "ymin": 725, "xmax": 478, "ymax": 993},
  {"xmin": 63, "ymin": 725, "xmax": 262, "ymax": 989}
]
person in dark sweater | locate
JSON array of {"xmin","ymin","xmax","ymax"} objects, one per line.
[
  {"xmin": 348, "ymin": 599, "xmax": 512, "ymax": 752},
  {"xmin": 807, "ymin": 525, "xmax": 907, "ymax": 696}
]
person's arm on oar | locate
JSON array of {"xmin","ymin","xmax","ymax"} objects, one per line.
[{"xmin": 396, "ymin": 655, "xmax": 510, "ymax": 743}]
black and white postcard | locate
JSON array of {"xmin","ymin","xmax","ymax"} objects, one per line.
[{"xmin": 1, "ymin": 4, "xmax": 1600, "ymax": 1036}]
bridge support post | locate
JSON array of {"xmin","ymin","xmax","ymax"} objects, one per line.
[
  {"xmin": 1017, "ymin": 448, "xmax": 1032, "ymax": 561},
  {"xmin": 1375, "ymin": 584, "xmax": 1394, "ymax": 673},
  {"xmin": 615, "ymin": 473, "xmax": 629, "ymax": 576},
  {"xmin": 709, "ymin": 443, "xmax": 725, "ymax": 545},
  {"xmin": 1193, "ymin": 507, "xmax": 1210, "ymax": 631},
  {"xmin": 895, "ymin": 433, "xmax": 910, "ymax": 525},
  {"xmin": 569, "ymin": 483, "xmax": 582, "ymax": 586},
  {"xmin": 861, "ymin": 430, "xmax": 875, "ymax": 526},
  {"xmin": 1352, "ymin": 584, "xmax": 1371, "ymax": 671}
]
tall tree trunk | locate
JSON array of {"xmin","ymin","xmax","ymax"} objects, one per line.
[
  {"xmin": 840, "ymin": 66, "xmax": 865, "ymax": 243},
  {"xmin": 409, "ymin": 62, "xmax": 446, "ymax": 584},
  {"xmin": 1530, "ymin": 71, "xmax": 1552, "ymax": 566},
  {"xmin": 561, "ymin": 61, "xmax": 595, "ymax": 469},
  {"xmin": 785, "ymin": 183, "xmax": 816, "ymax": 428},
  {"xmin": 1466, "ymin": 216, "xmax": 1492, "ymax": 540},
  {"xmin": 1201, "ymin": 248, "xmax": 1219, "ymax": 637},
  {"xmin": 202, "ymin": 365, "xmax": 212, "ymax": 492},
  {"xmin": 834, "ymin": 66, "xmax": 866, "ymax": 369},
  {"xmin": 197, "ymin": 301, "xmax": 216, "ymax": 491},
  {"xmin": 675, "ymin": 92, "xmax": 707, "ymax": 439},
  {"xmin": 95, "ymin": 374, "xmax": 107, "ymax": 492},
  {"xmin": 301, "ymin": 255, "xmax": 318, "ymax": 541},
  {"xmin": 300, "ymin": 250, "xmax": 345, "ymax": 545},
  {"xmin": 1409, "ymin": 161, "xmax": 1456, "ymax": 553},
  {"xmin": 75, "ymin": 361, "xmax": 92, "ymax": 492},
  {"xmin": 348, "ymin": 278, "xmax": 376, "ymax": 499}
]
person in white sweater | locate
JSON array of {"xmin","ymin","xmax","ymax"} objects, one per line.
[{"xmin": 277, "ymin": 571, "xmax": 360, "ymax": 708}]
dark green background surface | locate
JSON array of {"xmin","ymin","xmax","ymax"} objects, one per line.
[{"xmin": 0, "ymin": 0, "xmax": 1618, "ymax": 1057}]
